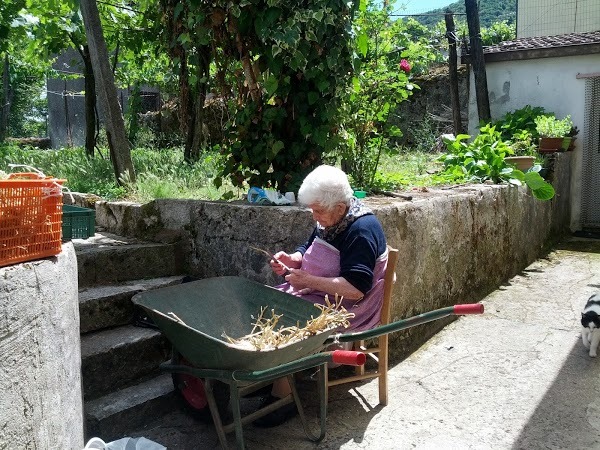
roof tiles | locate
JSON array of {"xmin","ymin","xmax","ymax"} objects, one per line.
[{"xmin": 483, "ymin": 30, "xmax": 600, "ymax": 54}]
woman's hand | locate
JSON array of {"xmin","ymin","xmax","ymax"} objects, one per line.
[
  {"xmin": 284, "ymin": 268, "xmax": 314, "ymax": 291},
  {"xmin": 286, "ymin": 270, "xmax": 365, "ymax": 301},
  {"xmin": 270, "ymin": 251, "xmax": 302, "ymax": 276}
]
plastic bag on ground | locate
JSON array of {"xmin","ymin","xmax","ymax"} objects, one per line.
[
  {"xmin": 83, "ymin": 437, "xmax": 166, "ymax": 450},
  {"xmin": 247, "ymin": 187, "xmax": 291, "ymax": 205}
]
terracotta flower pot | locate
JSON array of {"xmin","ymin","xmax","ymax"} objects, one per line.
[
  {"xmin": 505, "ymin": 156, "xmax": 535, "ymax": 171},
  {"xmin": 538, "ymin": 137, "xmax": 566, "ymax": 153}
]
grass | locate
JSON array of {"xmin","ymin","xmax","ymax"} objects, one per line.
[
  {"xmin": 0, "ymin": 144, "xmax": 241, "ymax": 202},
  {"xmin": 373, "ymin": 149, "xmax": 447, "ymax": 190},
  {"xmin": 0, "ymin": 143, "xmax": 448, "ymax": 203}
]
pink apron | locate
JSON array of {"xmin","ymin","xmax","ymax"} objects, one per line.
[{"xmin": 276, "ymin": 237, "xmax": 388, "ymax": 332}]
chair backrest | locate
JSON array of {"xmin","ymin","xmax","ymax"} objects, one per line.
[{"xmin": 379, "ymin": 246, "xmax": 399, "ymax": 326}]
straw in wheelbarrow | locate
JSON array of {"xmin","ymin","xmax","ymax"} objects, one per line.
[{"xmin": 222, "ymin": 294, "xmax": 354, "ymax": 351}]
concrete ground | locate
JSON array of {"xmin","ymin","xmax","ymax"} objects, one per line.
[{"xmin": 127, "ymin": 237, "xmax": 600, "ymax": 449}]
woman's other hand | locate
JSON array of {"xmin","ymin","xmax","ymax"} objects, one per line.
[
  {"xmin": 286, "ymin": 270, "xmax": 365, "ymax": 301},
  {"xmin": 284, "ymin": 268, "xmax": 314, "ymax": 291},
  {"xmin": 270, "ymin": 251, "xmax": 302, "ymax": 275}
]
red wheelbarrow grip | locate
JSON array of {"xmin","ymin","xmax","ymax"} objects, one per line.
[
  {"xmin": 453, "ymin": 303, "xmax": 484, "ymax": 315},
  {"xmin": 332, "ymin": 350, "xmax": 366, "ymax": 366}
]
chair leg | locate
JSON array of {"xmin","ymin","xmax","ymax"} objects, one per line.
[
  {"xmin": 378, "ymin": 335, "xmax": 389, "ymax": 406},
  {"xmin": 354, "ymin": 340, "xmax": 365, "ymax": 376},
  {"xmin": 323, "ymin": 363, "xmax": 329, "ymax": 403}
]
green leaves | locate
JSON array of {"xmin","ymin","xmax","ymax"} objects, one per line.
[
  {"xmin": 357, "ymin": 32, "xmax": 368, "ymax": 57},
  {"xmin": 307, "ymin": 91, "xmax": 319, "ymax": 105},
  {"xmin": 217, "ymin": 0, "xmax": 355, "ymax": 191},
  {"xmin": 336, "ymin": 4, "xmax": 421, "ymax": 190},
  {"xmin": 439, "ymin": 125, "xmax": 555, "ymax": 201},
  {"xmin": 173, "ymin": 3, "xmax": 184, "ymax": 20},
  {"xmin": 264, "ymin": 74, "xmax": 279, "ymax": 96},
  {"xmin": 269, "ymin": 140, "xmax": 285, "ymax": 159},
  {"xmin": 271, "ymin": 44, "xmax": 282, "ymax": 58},
  {"xmin": 524, "ymin": 171, "xmax": 555, "ymax": 200}
]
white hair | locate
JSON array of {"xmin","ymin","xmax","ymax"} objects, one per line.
[{"xmin": 297, "ymin": 165, "xmax": 354, "ymax": 210}]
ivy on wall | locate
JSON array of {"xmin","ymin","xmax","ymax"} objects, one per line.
[{"xmin": 160, "ymin": 0, "xmax": 357, "ymax": 192}]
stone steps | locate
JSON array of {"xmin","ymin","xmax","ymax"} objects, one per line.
[
  {"xmin": 75, "ymin": 232, "xmax": 185, "ymax": 439},
  {"xmin": 73, "ymin": 232, "xmax": 182, "ymax": 288},
  {"xmin": 81, "ymin": 325, "xmax": 171, "ymax": 400},
  {"xmin": 84, "ymin": 374, "xmax": 179, "ymax": 442},
  {"xmin": 79, "ymin": 276, "xmax": 184, "ymax": 333}
]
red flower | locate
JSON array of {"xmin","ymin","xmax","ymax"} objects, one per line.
[{"xmin": 399, "ymin": 59, "xmax": 411, "ymax": 73}]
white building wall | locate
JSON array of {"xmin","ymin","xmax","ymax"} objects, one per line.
[{"xmin": 467, "ymin": 53, "xmax": 600, "ymax": 231}]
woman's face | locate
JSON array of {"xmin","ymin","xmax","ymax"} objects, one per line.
[{"xmin": 309, "ymin": 202, "xmax": 347, "ymax": 227}]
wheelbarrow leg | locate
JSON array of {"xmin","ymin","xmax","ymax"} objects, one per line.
[
  {"xmin": 229, "ymin": 383, "xmax": 246, "ymax": 450},
  {"xmin": 291, "ymin": 364, "xmax": 327, "ymax": 442},
  {"xmin": 204, "ymin": 378, "xmax": 233, "ymax": 450}
]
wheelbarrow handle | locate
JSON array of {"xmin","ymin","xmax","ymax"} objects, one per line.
[
  {"xmin": 327, "ymin": 303, "xmax": 484, "ymax": 344},
  {"xmin": 332, "ymin": 350, "xmax": 366, "ymax": 366},
  {"xmin": 454, "ymin": 303, "xmax": 484, "ymax": 315},
  {"xmin": 161, "ymin": 350, "xmax": 366, "ymax": 382}
]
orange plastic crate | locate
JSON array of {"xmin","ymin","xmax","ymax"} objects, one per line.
[{"xmin": 0, "ymin": 174, "xmax": 64, "ymax": 268}]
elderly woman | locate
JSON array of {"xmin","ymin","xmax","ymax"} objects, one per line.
[
  {"xmin": 253, "ymin": 165, "xmax": 389, "ymax": 428},
  {"xmin": 271, "ymin": 164, "xmax": 389, "ymax": 332}
]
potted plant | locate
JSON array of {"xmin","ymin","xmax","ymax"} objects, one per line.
[
  {"xmin": 535, "ymin": 115, "xmax": 574, "ymax": 153},
  {"xmin": 491, "ymin": 105, "xmax": 550, "ymax": 142},
  {"xmin": 438, "ymin": 124, "xmax": 555, "ymax": 201},
  {"xmin": 505, "ymin": 130, "xmax": 537, "ymax": 171},
  {"xmin": 567, "ymin": 125, "xmax": 579, "ymax": 151}
]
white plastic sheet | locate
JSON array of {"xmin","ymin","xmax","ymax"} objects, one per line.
[{"xmin": 83, "ymin": 437, "xmax": 166, "ymax": 450}]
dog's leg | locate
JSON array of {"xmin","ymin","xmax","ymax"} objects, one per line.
[
  {"xmin": 582, "ymin": 328, "xmax": 591, "ymax": 349},
  {"xmin": 590, "ymin": 330, "xmax": 600, "ymax": 357}
]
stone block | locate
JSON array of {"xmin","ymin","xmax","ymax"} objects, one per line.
[{"xmin": 0, "ymin": 244, "xmax": 83, "ymax": 449}]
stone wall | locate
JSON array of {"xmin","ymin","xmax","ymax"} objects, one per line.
[
  {"xmin": 95, "ymin": 153, "xmax": 571, "ymax": 358},
  {"xmin": 395, "ymin": 65, "xmax": 469, "ymax": 147},
  {"xmin": 0, "ymin": 243, "xmax": 83, "ymax": 449}
]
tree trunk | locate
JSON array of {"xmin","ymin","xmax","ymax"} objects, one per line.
[
  {"xmin": 445, "ymin": 11, "xmax": 463, "ymax": 135},
  {"xmin": 181, "ymin": 57, "xmax": 195, "ymax": 160},
  {"xmin": 186, "ymin": 90, "xmax": 204, "ymax": 163},
  {"xmin": 465, "ymin": 0, "xmax": 491, "ymax": 123},
  {"xmin": 0, "ymin": 54, "xmax": 11, "ymax": 142},
  {"xmin": 127, "ymin": 84, "xmax": 141, "ymax": 145},
  {"xmin": 186, "ymin": 51, "xmax": 211, "ymax": 163},
  {"xmin": 81, "ymin": 45, "xmax": 97, "ymax": 157},
  {"xmin": 80, "ymin": 0, "xmax": 135, "ymax": 184},
  {"xmin": 231, "ymin": 16, "xmax": 260, "ymax": 103}
]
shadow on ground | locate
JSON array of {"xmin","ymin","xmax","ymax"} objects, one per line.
[
  {"xmin": 129, "ymin": 369, "xmax": 384, "ymax": 449},
  {"xmin": 512, "ymin": 338, "xmax": 600, "ymax": 450}
]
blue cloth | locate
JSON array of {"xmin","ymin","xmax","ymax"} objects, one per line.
[{"xmin": 296, "ymin": 214, "xmax": 387, "ymax": 294}]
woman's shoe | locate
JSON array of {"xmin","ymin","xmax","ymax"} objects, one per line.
[
  {"xmin": 241, "ymin": 383, "xmax": 273, "ymax": 399},
  {"xmin": 252, "ymin": 395, "xmax": 298, "ymax": 428}
]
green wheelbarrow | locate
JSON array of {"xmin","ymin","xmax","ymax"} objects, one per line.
[{"xmin": 132, "ymin": 276, "xmax": 483, "ymax": 449}]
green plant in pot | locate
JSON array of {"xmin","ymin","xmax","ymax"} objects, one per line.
[
  {"xmin": 505, "ymin": 130, "xmax": 537, "ymax": 171},
  {"xmin": 491, "ymin": 105, "xmax": 550, "ymax": 142},
  {"xmin": 535, "ymin": 115, "xmax": 574, "ymax": 153},
  {"xmin": 438, "ymin": 124, "xmax": 555, "ymax": 201},
  {"xmin": 567, "ymin": 125, "xmax": 579, "ymax": 151}
]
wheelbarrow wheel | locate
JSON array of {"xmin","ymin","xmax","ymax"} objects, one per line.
[{"xmin": 171, "ymin": 354, "xmax": 230, "ymax": 423}]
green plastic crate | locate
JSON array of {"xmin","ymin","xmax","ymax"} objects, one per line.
[{"xmin": 62, "ymin": 205, "xmax": 95, "ymax": 240}]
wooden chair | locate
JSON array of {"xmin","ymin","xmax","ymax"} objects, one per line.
[{"xmin": 324, "ymin": 245, "xmax": 399, "ymax": 405}]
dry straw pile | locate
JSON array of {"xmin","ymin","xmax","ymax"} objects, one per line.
[{"xmin": 223, "ymin": 295, "xmax": 354, "ymax": 351}]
